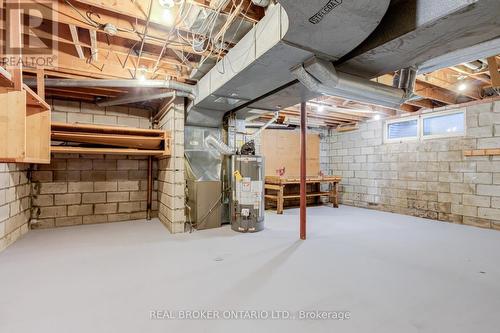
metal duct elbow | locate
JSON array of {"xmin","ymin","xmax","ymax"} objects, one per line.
[
  {"xmin": 205, "ymin": 135, "xmax": 235, "ymax": 156},
  {"xmin": 292, "ymin": 57, "xmax": 411, "ymax": 109}
]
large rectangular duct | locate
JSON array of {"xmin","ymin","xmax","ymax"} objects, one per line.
[
  {"xmin": 191, "ymin": 0, "xmax": 500, "ymax": 124},
  {"xmin": 189, "ymin": 0, "xmax": 392, "ymax": 126}
]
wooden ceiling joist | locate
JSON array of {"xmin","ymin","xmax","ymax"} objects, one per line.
[
  {"xmin": 487, "ymin": 57, "xmax": 500, "ymax": 89},
  {"xmin": 69, "ymin": 24, "xmax": 85, "ymax": 59}
]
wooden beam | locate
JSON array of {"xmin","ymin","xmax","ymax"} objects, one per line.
[
  {"xmin": 406, "ymin": 99, "xmax": 435, "ymax": 109},
  {"xmin": 487, "ymin": 57, "xmax": 500, "ymax": 88},
  {"xmin": 89, "ymin": 29, "xmax": 98, "ymax": 61},
  {"xmin": 7, "ymin": 25, "xmax": 191, "ymax": 80},
  {"xmin": 73, "ymin": 0, "xmax": 263, "ymax": 25},
  {"xmin": 36, "ymin": 68, "xmax": 45, "ymax": 100},
  {"xmin": 378, "ymin": 74, "xmax": 458, "ymax": 105},
  {"xmin": 69, "ymin": 24, "xmax": 85, "ymax": 59},
  {"xmin": 449, "ymin": 65, "xmax": 492, "ymax": 84},
  {"xmin": 8, "ymin": 0, "xmax": 23, "ymax": 90},
  {"xmin": 418, "ymin": 69, "xmax": 482, "ymax": 100},
  {"xmin": 28, "ymin": 0, "xmax": 214, "ymax": 58},
  {"xmin": 16, "ymin": 32, "xmax": 186, "ymax": 80}
]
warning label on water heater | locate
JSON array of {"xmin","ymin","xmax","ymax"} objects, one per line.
[{"xmin": 309, "ymin": 0, "xmax": 342, "ymax": 24}]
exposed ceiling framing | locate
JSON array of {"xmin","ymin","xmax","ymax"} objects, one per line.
[{"xmin": 1, "ymin": 0, "xmax": 499, "ymax": 128}]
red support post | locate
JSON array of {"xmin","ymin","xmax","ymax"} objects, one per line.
[{"xmin": 300, "ymin": 102, "xmax": 307, "ymax": 240}]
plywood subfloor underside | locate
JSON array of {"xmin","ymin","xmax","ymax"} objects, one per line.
[{"xmin": 1, "ymin": 206, "xmax": 500, "ymax": 332}]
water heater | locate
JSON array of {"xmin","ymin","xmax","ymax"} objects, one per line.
[{"xmin": 230, "ymin": 155, "xmax": 265, "ymax": 232}]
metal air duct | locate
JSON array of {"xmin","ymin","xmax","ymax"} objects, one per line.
[
  {"xmin": 292, "ymin": 57, "xmax": 413, "ymax": 109},
  {"xmin": 189, "ymin": 0, "xmax": 392, "ymax": 126},
  {"xmin": 97, "ymin": 91, "xmax": 195, "ymax": 107},
  {"xmin": 24, "ymin": 79, "xmax": 196, "ymax": 95}
]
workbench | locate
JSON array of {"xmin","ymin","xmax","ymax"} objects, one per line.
[{"xmin": 265, "ymin": 176, "xmax": 341, "ymax": 214}]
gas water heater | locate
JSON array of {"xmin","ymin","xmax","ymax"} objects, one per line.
[{"xmin": 230, "ymin": 155, "xmax": 265, "ymax": 232}]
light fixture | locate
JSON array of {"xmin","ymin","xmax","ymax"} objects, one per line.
[
  {"xmin": 159, "ymin": 0, "xmax": 175, "ymax": 8},
  {"xmin": 162, "ymin": 8, "xmax": 174, "ymax": 25},
  {"xmin": 137, "ymin": 66, "xmax": 147, "ymax": 82},
  {"xmin": 317, "ymin": 104, "xmax": 325, "ymax": 113},
  {"xmin": 457, "ymin": 82, "xmax": 468, "ymax": 92},
  {"xmin": 373, "ymin": 114, "xmax": 381, "ymax": 121}
]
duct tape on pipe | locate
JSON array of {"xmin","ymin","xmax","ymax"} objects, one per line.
[{"xmin": 309, "ymin": 0, "xmax": 343, "ymax": 24}]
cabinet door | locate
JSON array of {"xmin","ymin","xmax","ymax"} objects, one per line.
[{"xmin": 0, "ymin": 90, "xmax": 26, "ymax": 162}]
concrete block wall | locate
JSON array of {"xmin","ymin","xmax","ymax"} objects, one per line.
[
  {"xmin": 31, "ymin": 154, "xmax": 158, "ymax": 228},
  {"xmin": 157, "ymin": 99, "xmax": 186, "ymax": 233},
  {"xmin": 0, "ymin": 164, "xmax": 30, "ymax": 252},
  {"xmin": 324, "ymin": 98, "xmax": 500, "ymax": 230},
  {"xmin": 31, "ymin": 99, "xmax": 158, "ymax": 229}
]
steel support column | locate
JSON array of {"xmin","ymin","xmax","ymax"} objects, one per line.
[{"xmin": 300, "ymin": 102, "xmax": 307, "ymax": 240}]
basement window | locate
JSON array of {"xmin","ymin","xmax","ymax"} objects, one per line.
[
  {"xmin": 422, "ymin": 109, "xmax": 465, "ymax": 139},
  {"xmin": 385, "ymin": 118, "xmax": 418, "ymax": 142}
]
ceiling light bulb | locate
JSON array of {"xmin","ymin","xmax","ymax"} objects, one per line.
[
  {"xmin": 162, "ymin": 8, "xmax": 174, "ymax": 25},
  {"xmin": 373, "ymin": 114, "xmax": 381, "ymax": 121},
  {"xmin": 317, "ymin": 105, "xmax": 325, "ymax": 113},
  {"xmin": 458, "ymin": 82, "xmax": 468, "ymax": 92}
]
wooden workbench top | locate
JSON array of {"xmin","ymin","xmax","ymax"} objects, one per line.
[{"xmin": 265, "ymin": 175, "xmax": 342, "ymax": 185}]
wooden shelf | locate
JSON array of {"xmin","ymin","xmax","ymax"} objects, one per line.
[
  {"xmin": 464, "ymin": 149, "xmax": 500, "ymax": 157},
  {"xmin": 0, "ymin": 67, "xmax": 51, "ymax": 164},
  {"xmin": 51, "ymin": 146, "xmax": 165, "ymax": 156},
  {"xmin": 51, "ymin": 122, "xmax": 171, "ymax": 157},
  {"xmin": 51, "ymin": 122, "xmax": 165, "ymax": 136}
]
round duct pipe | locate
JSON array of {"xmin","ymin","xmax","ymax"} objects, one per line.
[{"xmin": 252, "ymin": 0, "xmax": 270, "ymax": 7}]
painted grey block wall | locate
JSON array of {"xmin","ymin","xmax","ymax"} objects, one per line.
[
  {"xmin": 0, "ymin": 163, "xmax": 30, "ymax": 252},
  {"xmin": 157, "ymin": 99, "xmax": 186, "ymax": 233},
  {"xmin": 31, "ymin": 99, "xmax": 158, "ymax": 229},
  {"xmin": 325, "ymin": 98, "xmax": 500, "ymax": 230}
]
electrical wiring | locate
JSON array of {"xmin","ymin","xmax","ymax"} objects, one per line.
[
  {"xmin": 134, "ymin": 0, "xmax": 154, "ymax": 79},
  {"xmin": 64, "ymin": 0, "xmax": 137, "ymax": 34},
  {"xmin": 213, "ymin": 0, "xmax": 254, "ymax": 75},
  {"xmin": 152, "ymin": 0, "xmax": 194, "ymax": 75},
  {"xmin": 64, "ymin": 0, "xmax": 99, "ymax": 27}
]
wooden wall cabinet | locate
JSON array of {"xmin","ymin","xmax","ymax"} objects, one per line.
[{"xmin": 0, "ymin": 84, "xmax": 51, "ymax": 164}]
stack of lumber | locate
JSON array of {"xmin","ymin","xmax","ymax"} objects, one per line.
[{"xmin": 51, "ymin": 122, "xmax": 171, "ymax": 156}]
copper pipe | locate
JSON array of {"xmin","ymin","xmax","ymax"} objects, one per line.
[
  {"xmin": 146, "ymin": 156, "xmax": 153, "ymax": 220},
  {"xmin": 300, "ymin": 102, "xmax": 307, "ymax": 240}
]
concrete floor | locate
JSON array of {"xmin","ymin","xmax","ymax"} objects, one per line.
[{"xmin": 1, "ymin": 206, "xmax": 500, "ymax": 333}]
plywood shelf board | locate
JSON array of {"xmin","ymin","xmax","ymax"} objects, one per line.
[
  {"xmin": 50, "ymin": 146, "xmax": 165, "ymax": 156},
  {"xmin": 51, "ymin": 122, "xmax": 165, "ymax": 137},
  {"xmin": 51, "ymin": 123, "xmax": 171, "ymax": 157},
  {"xmin": 464, "ymin": 149, "xmax": 500, "ymax": 156},
  {"xmin": 51, "ymin": 131, "xmax": 163, "ymax": 149},
  {"xmin": 261, "ymin": 130, "xmax": 320, "ymax": 177}
]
